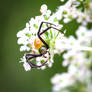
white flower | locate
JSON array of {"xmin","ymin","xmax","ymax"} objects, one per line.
[
  {"xmin": 76, "ymin": 26, "xmax": 87, "ymax": 39},
  {"xmin": 57, "ymin": 0, "xmax": 92, "ymax": 25},
  {"xmin": 87, "ymin": 84, "xmax": 92, "ymax": 92},
  {"xmin": 40, "ymin": 4, "xmax": 47, "ymax": 14},
  {"xmin": 20, "ymin": 56, "xmax": 31, "ymax": 71},
  {"xmin": 51, "ymin": 73, "xmax": 76, "ymax": 92},
  {"xmin": 63, "ymin": 18, "xmax": 71, "ymax": 23},
  {"xmin": 60, "ymin": 0, "xmax": 64, "ymax": 2},
  {"xmin": 52, "ymin": 24, "xmax": 92, "ymax": 91},
  {"xmin": 20, "ymin": 45, "xmax": 30, "ymax": 52},
  {"xmin": 17, "ymin": 4, "xmax": 65, "ymax": 70},
  {"xmin": 23, "ymin": 62, "xmax": 31, "ymax": 71}
]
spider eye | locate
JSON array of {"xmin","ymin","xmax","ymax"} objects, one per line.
[{"xmin": 34, "ymin": 38, "xmax": 43, "ymax": 49}]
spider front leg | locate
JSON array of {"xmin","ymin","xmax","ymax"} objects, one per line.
[
  {"xmin": 37, "ymin": 22, "xmax": 64, "ymax": 49},
  {"xmin": 37, "ymin": 21, "xmax": 56, "ymax": 49},
  {"xmin": 39, "ymin": 26, "xmax": 64, "ymax": 35}
]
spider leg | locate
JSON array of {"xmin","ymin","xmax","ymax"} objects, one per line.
[
  {"xmin": 40, "ymin": 27, "xmax": 51, "ymax": 35},
  {"xmin": 37, "ymin": 22, "xmax": 53, "ymax": 49},
  {"xmin": 25, "ymin": 53, "xmax": 48, "ymax": 68},
  {"xmin": 40, "ymin": 26, "xmax": 64, "ymax": 35},
  {"xmin": 25, "ymin": 53, "xmax": 43, "ymax": 68},
  {"xmin": 37, "ymin": 22, "xmax": 64, "ymax": 49},
  {"xmin": 26, "ymin": 53, "xmax": 42, "ymax": 57},
  {"xmin": 28, "ymin": 59, "xmax": 48, "ymax": 68},
  {"xmin": 26, "ymin": 53, "xmax": 42, "ymax": 60},
  {"xmin": 38, "ymin": 21, "xmax": 64, "ymax": 35},
  {"xmin": 41, "ymin": 21, "xmax": 56, "ymax": 26},
  {"xmin": 25, "ymin": 55, "xmax": 37, "ymax": 68},
  {"xmin": 38, "ymin": 21, "xmax": 56, "ymax": 35}
]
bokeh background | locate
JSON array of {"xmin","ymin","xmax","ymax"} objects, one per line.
[{"xmin": 1, "ymin": 0, "xmax": 91, "ymax": 92}]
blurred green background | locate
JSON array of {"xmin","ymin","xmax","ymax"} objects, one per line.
[{"xmin": 0, "ymin": 0, "xmax": 89, "ymax": 92}]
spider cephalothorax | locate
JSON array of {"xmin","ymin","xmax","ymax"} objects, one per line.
[{"xmin": 25, "ymin": 21, "xmax": 64, "ymax": 68}]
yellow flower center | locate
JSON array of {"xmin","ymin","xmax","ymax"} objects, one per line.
[{"xmin": 34, "ymin": 38, "xmax": 43, "ymax": 49}]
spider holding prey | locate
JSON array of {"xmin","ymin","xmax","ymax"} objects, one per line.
[{"xmin": 25, "ymin": 21, "xmax": 64, "ymax": 68}]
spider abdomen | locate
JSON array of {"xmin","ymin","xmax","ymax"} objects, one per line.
[{"xmin": 34, "ymin": 38, "xmax": 43, "ymax": 49}]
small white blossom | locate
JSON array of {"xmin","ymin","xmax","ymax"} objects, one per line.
[
  {"xmin": 40, "ymin": 4, "xmax": 47, "ymax": 14},
  {"xmin": 60, "ymin": 0, "xmax": 64, "ymax": 2},
  {"xmin": 20, "ymin": 56, "xmax": 31, "ymax": 71},
  {"xmin": 23, "ymin": 62, "xmax": 31, "ymax": 71},
  {"xmin": 51, "ymin": 73, "xmax": 76, "ymax": 92},
  {"xmin": 20, "ymin": 45, "xmax": 30, "ymax": 52}
]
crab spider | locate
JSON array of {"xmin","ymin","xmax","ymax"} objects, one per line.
[{"xmin": 25, "ymin": 21, "xmax": 64, "ymax": 68}]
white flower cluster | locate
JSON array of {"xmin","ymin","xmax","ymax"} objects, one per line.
[
  {"xmin": 51, "ymin": 26, "xmax": 92, "ymax": 92},
  {"xmin": 17, "ymin": 0, "xmax": 92, "ymax": 91},
  {"xmin": 55, "ymin": 0, "xmax": 92, "ymax": 25},
  {"xmin": 17, "ymin": 0, "xmax": 92, "ymax": 71},
  {"xmin": 17, "ymin": 4, "xmax": 64, "ymax": 71}
]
